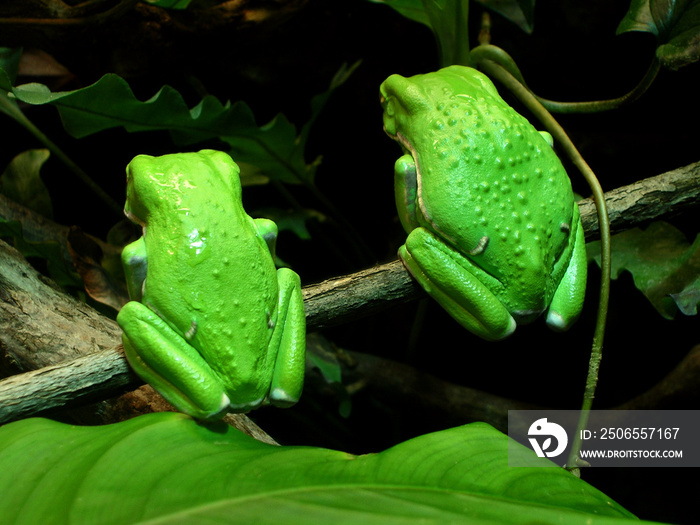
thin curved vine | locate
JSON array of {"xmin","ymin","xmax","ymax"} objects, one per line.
[
  {"xmin": 470, "ymin": 42, "xmax": 661, "ymax": 114},
  {"xmin": 473, "ymin": 55, "xmax": 612, "ymax": 473}
]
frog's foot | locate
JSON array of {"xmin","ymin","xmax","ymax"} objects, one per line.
[
  {"xmin": 511, "ymin": 308, "xmax": 546, "ymax": 325},
  {"xmin": 546, "ymin": 212, "xmax": 587, "ymax": 332},
  {"xmin": 118, "ymin": 301, "xmax": 230, "ymax": 420},
  {"xmin": 400, "ymin": 228, "xmax": 516, "ymax": 341},
  {"xmin": 267, "ymin": 267, "xmax": 306, "ymax": 408}
]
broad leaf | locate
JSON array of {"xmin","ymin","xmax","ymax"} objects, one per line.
[
  {"xmin": 368, "ymin": 0, "xmax": 472, "ymax": 66},
  {"xmin": 617, "ymin": 0, "xmax": 700, "ymax": 68},
  {"xmin": 0, "ymin": 412, "xmax": 644, "ymax": 524},
  {"xmin": 0, "ymin": 151, "xmax": 81, "ymax": 287},
  {"xmin": 369, "ymin": 0, "xmax": 534, "ymax": 35},
  {"xmin": 475, "ymin": 0, "xmax": 535, "ymax": 33},
  {"xmin": 2, "ymin": 66, "xmax": 354, "ymax": 186},
  {"xmin": 0, "ymin": 47, "xmax": 21, "ymax": 85},
  {"xmin": 587, "ymin": 221, "xmax": 700, "ymax": 318},
  {"xmin": 253, "ymin": 207, "xmax": 325, "ymax": 240},
  {"xmin": 0, "ymin": 149, "xmax": 53, "ymax": 218},
  {"xmin": 7, "ymin": 73, "xmax": 314, "ymax": 184},
  {"xmin": 657, "ymin": 0, "xmax": 700, "ymax": 68}
]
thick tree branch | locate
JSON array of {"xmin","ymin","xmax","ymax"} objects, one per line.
[
  {"xmin": 578, "ymin": 161, "xmax": 700, "ymax": 240},
  {"xmin": 1, "ymin": 162, "xmax": 699, "ymax": 426}
]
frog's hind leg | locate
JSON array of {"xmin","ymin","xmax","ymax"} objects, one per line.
[
  {"xmin": 401, "ymin": 227, "xmax": 516, "ymax": 341},
  {"xmin": 268, "ymin": 268, "xmax": 306, "ymax": 407},
  {"xmin": 546, "ymin": 213, "xmax": 587, "ymax": 331},
  {"xmin": 118, "ymin": 301, "xmax": 230, "ymax": 420}
]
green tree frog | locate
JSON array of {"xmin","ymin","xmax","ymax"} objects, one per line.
[
  {"xmin": 117, "ymin": 150, "xmax": 306, "ymax": 420},
  {"xmin": 380, "ymin": 66, "xmax": 587, "ymax": 340}
]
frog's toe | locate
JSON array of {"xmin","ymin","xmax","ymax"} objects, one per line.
[
  {"xmin": 269, "ymin": 387, "xmax": 300, "ymax": 408},
  {"xmin": 500, "ymin": 316, "xmax": 517, "ymax": 340},
  {"xmin": 195, "ymin": 392, "xmax": 231, "ymax": 420},
  {"xmin": 511, "ymin": 308, "xmax": 545, "ymax": 325},
  {"xmin": 228, "ymin": 395, "xmax": 265, "ymax": 413},
  {"xmin": 546, "ymin": 309, "xmax": 574, "ymax": 332}
]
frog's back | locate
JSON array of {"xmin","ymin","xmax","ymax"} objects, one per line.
[
  {"xmin": 408, "ymin": 68, "xmax": 576, "ymax": 312},
  {"xmin": 137, "ymin": 153, "xmax": 279, "ymax": 402}
]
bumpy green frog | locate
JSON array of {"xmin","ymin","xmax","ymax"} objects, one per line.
[
  {"xmin": 380, "ymin": 66, "xmax": 587, "ymax": 340},
  {"xmin": 117, "ymin": 150, "xmax": 306, "ymax": 420}
]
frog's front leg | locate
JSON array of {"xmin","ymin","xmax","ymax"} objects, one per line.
[
  {"xmin": 400, "ymin": 228, "xmax": 517, "ymax": 341},
  {"xmin": 121, "ymin": 237, "xmax": 148, "ymax": 302},
  {"xmin": 118, "ymin": 302, "xmax": 230, "ymax": 420},
  {"xmin": 266, "ymin": 268, "xmax": 306, "ymax": 407},
  {"xmin": 254, "ymin": 218, "xmax": 279, "ymax": 261},
  {"xmin": 394, "ymin": 154, "xmax": 422, "ymax": 232}
]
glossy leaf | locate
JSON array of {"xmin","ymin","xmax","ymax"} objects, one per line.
[
  {"xmin": 587, "ymin": 221, "xmax": 700, "ymax": 318},
  {"xmin": 0, "ymin": 412, "xmax": 644, "ymax": 524},
  {"xmin": 617, "ymin": 0, "xmax": 700, "ymax": 68}
]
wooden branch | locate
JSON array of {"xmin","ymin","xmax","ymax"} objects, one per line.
[
  {"xmin": 1, "ymin": 161, "xmax": 699, "ymax": 426},
  {"xmin": 578, "ymin": 160, "xmax": 700, "ymax": 240},
  {"xmin": 342, "ymin": 344, "xmax": 700, "ymax": 435}
]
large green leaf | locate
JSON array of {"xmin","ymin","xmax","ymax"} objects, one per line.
[
  {"xmin": 3, "ymin": 70, "xmax": 319, "ymax": 185},
  {"xmin": 617, "ymin": 0, "xmax": 700, "ymax": 69},
  {"xmin": 587, "ymin": 221, "xmax": 700, "ymax": 318},
  {"xmin": 0, "ymin": 412, "xmax": 648, "ymax": 524}
]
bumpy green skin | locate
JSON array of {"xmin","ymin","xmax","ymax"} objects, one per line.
[
  {"xmin": 380, "ymin": 66, "xmax": 587, "ymax": 340},
  {"xmin": 117, "ymin": 150, "xmax": 306, "ymax": 420}
]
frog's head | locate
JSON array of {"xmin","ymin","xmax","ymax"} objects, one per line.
[
  {"xmin": 380, "ymin": 74, "xmax": 431, "ymax": 138},
  {"xmin": 380, "ymin": 67, "xmax": 505, "ymax": 140},
  {"xmin": 124, "ymin": 154, "xmax": 158, "ymax": 226},
  {"xmin": 124, "ymin": 151, "xmax": 241, "ymax": 226}
]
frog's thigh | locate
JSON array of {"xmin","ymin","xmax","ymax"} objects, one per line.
[
  {"xmin": 401, "ymin": 228, "xmax": 516, "ymax": 341},
  {"xmin": 118, "ymin": 301, "xmax": 230, "ymax": 420},
  {"xmin": 546, "ymin": 218, "xmax": 587, "ymax": 331},
  {"xmin": 268, "ymin": 268, "xmax": 306, "ymax": 407}
]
